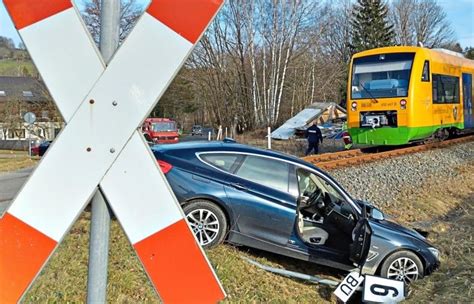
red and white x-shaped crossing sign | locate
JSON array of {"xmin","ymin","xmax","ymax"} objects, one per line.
[{"xmin": 0, "ymin": 0, "xmax": 225, "ymax": 303}]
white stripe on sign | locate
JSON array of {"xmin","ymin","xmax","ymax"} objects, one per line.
[
  {"xmin": 20, "ymin": 7, "xmax": 104, "ymax": 120},
  {"xmin": 2, "ymin": 0, "xmax": 226, "ymax": 302},
  {"xmin": 101, "ymin": 132, "xmax": 182, "ymax": 244},
  {"xmin": 9, "ymin": 13, "xmax": 192, "ymax": 241}
]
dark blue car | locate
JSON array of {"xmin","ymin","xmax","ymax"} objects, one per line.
[{"xmin": 152, "ymin": 140, "xmax": 439, "ymax": 283}]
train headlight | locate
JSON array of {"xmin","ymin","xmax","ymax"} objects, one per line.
[
  {"xmin": 351, "ymin": 101, "xmax": 357, "ymax": 111},
  {"xmin": 400, "ymin": 99, "xmax": 407, "ymax": 109}
]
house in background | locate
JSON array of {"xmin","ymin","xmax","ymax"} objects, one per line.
[{"xmin": 0, "ymin": 76, "xmax": 62, "ymax": 142}]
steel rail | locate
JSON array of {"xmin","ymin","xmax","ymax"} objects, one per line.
[{"xmin": 302, "ymin": 135, "xmax": 474, "ymax": 170}]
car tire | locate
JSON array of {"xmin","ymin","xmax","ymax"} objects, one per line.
[
  {"xmin": 183, "ymin": 200, "xmax": 227, "ymax": 249},
  {"xmin": 380, "ymin": 250, "xmax": 424, "ymax": 284}
]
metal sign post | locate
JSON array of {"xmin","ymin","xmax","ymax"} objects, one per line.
[
  {"xmin": 0, "ymin": 1, "xmax": 226, "ymax": 303},
  {"xmin": 86, "ymin": 1, "xmax": 120, "ymax": 303},
  {"xmin": 23, "ymin": 112, "xmax": 36, "ymax": 157}
]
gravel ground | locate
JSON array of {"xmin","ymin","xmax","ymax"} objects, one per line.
[{"xmin": 330, "ymin": 142, "xmax": 474, "ymax": 208}]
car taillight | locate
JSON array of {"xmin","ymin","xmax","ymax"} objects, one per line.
[{"xmin": 157, "ymin": 160, "xmax": 173, "ymax": 174}]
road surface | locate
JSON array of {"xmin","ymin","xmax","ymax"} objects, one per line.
[{"xmin": 0, "ymin": 167, "xmax": 33, "ymax": 215}]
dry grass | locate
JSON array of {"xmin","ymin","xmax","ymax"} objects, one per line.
[
  {"xmin": 0, "ymin": 149, "xmax": 28, "ymax": 155},
  {"xmin": 24, "ymin": 212, "xmax": 339, "ymax": 303},
  {"xmin": 0, "ymin": 157, "xmax": 37, "ymax": 173},
  {"xmin": 405, "ymin": 165, "xmax": 474, "ymax": 303},
  {"xmin": 24, "ymin": 213, "xmax": 158, "ymax": 303},
  {"xmin": 6, "ymin": 159, "xmax": 473, "ymax": 303}
]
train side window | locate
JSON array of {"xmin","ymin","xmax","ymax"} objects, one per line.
[
  {"xmin": 432, "ymin": 74, "xmax": 460, "ymax": 104},
  {"xmin": 422, "ymin": 60, "xmax": 430, "ymax": 82}
]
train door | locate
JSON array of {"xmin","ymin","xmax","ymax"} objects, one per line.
[{"xmin": 463, "ymin": 73, "xmax": 473, "ymax": 128}]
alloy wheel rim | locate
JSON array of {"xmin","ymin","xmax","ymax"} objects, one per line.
[
  {"xmin": 386, "ymin": 257, "xmax": 419, "ymax": 284},
  {"xmin": 187, "ymin": 209, "xmax": 220, "ymax": 246}
]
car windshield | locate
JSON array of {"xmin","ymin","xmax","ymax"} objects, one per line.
[
  {"xmin": 152, "ymin": 122, "xmax": 176, "ymax": 132},
  {"xmin": 351, "ymin": 53, "xmax": 414, "ymax": 99}
]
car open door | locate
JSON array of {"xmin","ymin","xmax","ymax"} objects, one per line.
[{"xmin": 349, "ymin": 208, "xmax": 372, "ymax": 267}]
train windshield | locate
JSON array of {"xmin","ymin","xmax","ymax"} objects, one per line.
[{"xmin": 351, "ymin": 53, "xmax": 415, "ymax": 99}]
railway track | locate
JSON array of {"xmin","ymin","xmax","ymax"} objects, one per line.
[{"xmin": 303, "ymin": 135, "xmax": 474, "ymax": 170}]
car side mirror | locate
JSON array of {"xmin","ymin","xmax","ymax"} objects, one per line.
[{"xmin": 371, "ymin": 207, "xmax": 385, "ymax": 220}]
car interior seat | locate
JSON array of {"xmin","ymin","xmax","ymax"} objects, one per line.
[{"xmin": 298, "ymin": 213, "xmax": 328, "ymax": 245}]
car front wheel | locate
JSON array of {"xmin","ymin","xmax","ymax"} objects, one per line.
[
  {"xmin": 380, "ymin": 250, "xmax": 424, "ymax": 285},
  {"xmin": 183, "ymin": 200, "xmax": 227, "ymax": 248}
]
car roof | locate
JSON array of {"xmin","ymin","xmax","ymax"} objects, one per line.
[{"xmin": 151, "ymin": 140, "xmax": 313, "ymax": 168}]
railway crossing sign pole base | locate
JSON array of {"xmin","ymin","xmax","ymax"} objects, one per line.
[{"xmin": 0, "ymin": 1, "xmax": 226, "ymax": 303}]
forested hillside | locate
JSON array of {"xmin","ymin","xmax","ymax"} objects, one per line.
[{"xmin": 0, "ymin": 37, "xmax": 38, "ymax": 78}]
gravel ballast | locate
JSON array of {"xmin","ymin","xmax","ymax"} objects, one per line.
[{"xmin": 329, "ymin": 142, "xmax": 474, "ymax": 208}]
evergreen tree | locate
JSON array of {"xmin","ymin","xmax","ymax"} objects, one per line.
[
  {"xmin": 464, "ymin": 47, "xmax": 474, "ymax": 60},
  {"xmin": 351, "ymin": 0, "xmax": 394, "ymax": 53}
]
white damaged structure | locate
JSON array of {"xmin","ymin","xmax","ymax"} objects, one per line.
[{"xmin": 271, "ymin": 102, "xmax": 347, "ymax": 140}]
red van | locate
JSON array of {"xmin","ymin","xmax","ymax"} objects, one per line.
[{"xmin": 142, "ymin": 118, "xmax": 179, "ymax": 144}]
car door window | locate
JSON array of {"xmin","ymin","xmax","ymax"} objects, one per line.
[
  {"xmin": 235, "ymin": 155, "xmax": 289, "ymax": 192},
  {"xmin": 298, "ymin": 169, "xmax": 345, "ymax": 206},
  {"xmin": 200, "ymin": 153, "xmax": 240, "ymax": 172}
]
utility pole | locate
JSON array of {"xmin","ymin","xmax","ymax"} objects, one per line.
[{"xmin": 86, "ymin": 1, "xmax": 120, "ymax": 303}]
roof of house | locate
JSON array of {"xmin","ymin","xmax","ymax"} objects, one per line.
[{"xmin": 0, "ymin": 76, "xmax": 50, "ymax": 103}]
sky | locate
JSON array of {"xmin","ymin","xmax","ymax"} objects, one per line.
[{"xmin": 0, "ymin": 0, "xmax": 473, "ymax": 49}]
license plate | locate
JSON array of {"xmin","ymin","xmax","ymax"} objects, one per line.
[
  {"xmin": 363, "ymin": 275, "xmax": 405, "ymax": 303},
  {"xmin": 334, "ymin": 272, "xmax": 364, "ymax": 303}
]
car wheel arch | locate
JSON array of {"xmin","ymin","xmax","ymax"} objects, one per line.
[
  {"xmin": 181, "ymin": 196, "xmax": 232, "ymax": 232},
  {"xmin": 376, "ymin": 247, "xmax": 426, "ymax": 276}
]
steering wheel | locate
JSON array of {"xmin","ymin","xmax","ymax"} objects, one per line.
[{"xmin": 308, "ymin": 189, "xmax": 323, "ymax": 206}]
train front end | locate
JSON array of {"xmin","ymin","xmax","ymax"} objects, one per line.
[{"xmin": 347, "ymin": 48, "xmax": 419, "ymax": 145}]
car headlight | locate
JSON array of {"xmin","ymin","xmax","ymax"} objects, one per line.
[{"xmin": 428, "ymin": 247, "xmax": 440, "ymax": 261}]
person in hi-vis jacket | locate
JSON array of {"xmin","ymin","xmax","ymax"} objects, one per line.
[{"xmin": 305, "ymin": 121, "xmax": 323, "ymax": 155}]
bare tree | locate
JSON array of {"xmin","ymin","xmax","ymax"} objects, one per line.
[
  {"xmin": 81, "ymin": 0, "xmax": 142, "ymax": 46},
  {"xmin": 183, "ymin": 0, "xmax": 331, "ymax": 130},
  {"xmin": 390, "ymin": 0, "xmax": 416, "ymax": 46},
  {"xmin": 320, "ymin": 0, "xmax": 353, "ymax": 64},
  {"xmin": 390, "ymin": 0, "xmax": 455, "ymax": 47}
]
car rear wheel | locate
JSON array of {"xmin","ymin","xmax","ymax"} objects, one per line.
[
  {"xmin": 380, "ymin": 250, "xmax": 424, "ymax": 284},
  {"xmin": 183, "ymin": 200, "xmax": 227, "ymax": 248}
]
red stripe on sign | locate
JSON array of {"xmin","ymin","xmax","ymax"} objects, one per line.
[
  {"xmin": 134, "ymin": 219, "xmax": 225, "ymax": 303},
  {"xmin": 4, "ymin": 0, "xmax": 72, "ymax": 30},
  {"xmin": 147, "ymin": 0, "xmax": 223, "ymax": 44},
  {"xmin": 0, "ymin": 213, "xmax": 57, "ymax": 303}
]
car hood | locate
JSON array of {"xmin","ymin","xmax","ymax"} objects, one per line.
[
  {"xmin": 373, "ymin": 218, "xmax": 426, "ymax": 241},
  {"xmin": 355, "ymin": 200, "xmax": 426, "ymax": 241}
]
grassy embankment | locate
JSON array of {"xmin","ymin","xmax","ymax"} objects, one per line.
[
  {"xmin": 0, "ymin": 45, "xmax": 37, "ymax": 77},
  {"xmin": 0, "ymin": 58, "xmax": 37, "ymax": 78},
  {"xmin": 0, "ymin": 150, "xmax": 37, "ymax": 173},
  {"xmin": 1, "ymin": 158, "xmax": 470, "ymax": 302}
]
